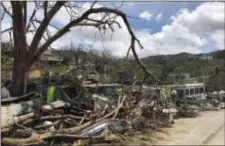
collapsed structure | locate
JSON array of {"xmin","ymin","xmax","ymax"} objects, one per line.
[
  {"xmin": 1, "ymin": 74, "xmax": 179, "ymax": 146},
  {"xmin": 1, "ymin": 69, "xmax": 224, "ymax": 145}
]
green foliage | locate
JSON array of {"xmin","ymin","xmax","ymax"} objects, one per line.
[
  {"xmin": 212, "ymin": 50, "xmax": 225, "ymax": 60},
  {"xmin": 142, "ymin": 50, "xmax": 225, "ymax": 85},
  {"xmin": 160, "ymin": 64, "xmax": 175, "ymax": 83},
  {"xmin": 171, "ymin": 59, "xmax": 222, "ymax": 77},
  {"xmin": 1, "ymin": 41, "xmax": 225, "ymax": 87},
  {"xmin": 206, "ymin": 65, "xmax": 225, "ymax": 92}
]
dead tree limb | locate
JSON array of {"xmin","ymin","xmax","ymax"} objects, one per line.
[
  {"xmin": 2, "ymin": 1, "xmax": 160, "ymax": 96},
  {"xmin": 40, "ymin": 115, "xmax": 90, "ymax": 121},
  {"xmin": 26, "ymin": 2, "xmax": 41, "ymax": 32},
  {"xmin": 34, "ymin": 120, "xmax": 60, "ymax": 129},
  {"xmin": 78, "ymin": 115, "xmax": 86, "ymax": 126},
  {"xmin": 28, "ymin": 1, "xmax": 66, "ymax": 58},
  {"xmin": 1, "ymin": 113, "xmax": 35, "ymax": 129},
  {"xmin": 91, "ymin": 1, "xmax": 98, "ymax": 9},
  {"xmin": 1, "ymin": 2, "xmax": 12, "ymax": 18},
  {"xmin": 2, "ymin": 132, "xmax": 104, "ymax": 146},
  {"xmin": 10, "ymin": 98, "xmax": 125, "ymax": 135},
  {"xmin": 113, "ymin": 95, "xmax": 127, "ymax": 119},
  {"xmin": 1, "ymin": 27, "xmax": 13, "ymax": 33},
  {"xmin": 26, "ymin": 6, "xmax": 159, "ymax": 84}
]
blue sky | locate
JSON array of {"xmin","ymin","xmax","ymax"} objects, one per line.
[
  {"xmin": 78, "ymin": 2, "xmax": 203, "ymax": 33},
  {"xmin": 1, "ymin": 1, "xmax": 224, "ymax": 57}
]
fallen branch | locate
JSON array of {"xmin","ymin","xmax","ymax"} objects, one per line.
[
  {"xmin": 2, "ymin": 132, "xmax": 104, "ymax": 146},
  {"xmin": 34, "ymin": 120, "xmax": 61, "ymax": 129},
  {"xmin": 78, "ymin": 115, "xmax": 86, "ymax": 126},
  {"xmin": 11, "ymin": 100, "xmax": 123, "ymax": 135},
  {"xmin": 113, "ymin": 95, "xmax": 127, "ymax": 119},
  {"xmin": 21, "ymin": 118, "xmax": 35, "ymax": 125},
  {"xmin": 40, "ymin": 114, "xmax": 89, "ymax": 121},
  {"xmin": 1, "ymin": 113, "xmax": 35, "ymax": 129}
]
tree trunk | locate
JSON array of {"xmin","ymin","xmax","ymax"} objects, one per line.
[
  {"xmin": 10, "ymin": 2, "xmax": 28, "ymax": 96},
  {"xmin": 11, "ymin": 60, "xmax": 29, "ymax": 96}
]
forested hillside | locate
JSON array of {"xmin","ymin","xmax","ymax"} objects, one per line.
[{"xmin": 2, "ymin": 42, "xmax": 225, "ymax": 89}]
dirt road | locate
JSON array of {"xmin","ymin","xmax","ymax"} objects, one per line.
[
  {"xmin": 124, "ymin": 110, "xmax": 224, "ymax": 145},
  {"xmin": 203, "ymin": 124, "xmax": 224, "ymax": 145},
  {"xmin": 156, "ymin": 110, "xmax": 225, "ymax": 145}
]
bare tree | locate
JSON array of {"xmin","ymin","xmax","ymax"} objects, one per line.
[
  {"xmin": 68, "ymin": 41, "xmax": 84, "ymax": 68},
  {"xmin": 88, "ymin": 48, "xmax": 112, "ymax": 74},
  {"xmin": 1, "ymin": 1, "xmax": 158, "ymax": 96}
]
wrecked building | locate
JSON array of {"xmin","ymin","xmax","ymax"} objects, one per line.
[{"xmin": 39, "ymin": 50, "xmax": 63, "ymax": 66}]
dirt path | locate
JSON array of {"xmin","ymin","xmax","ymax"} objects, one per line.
[
  {"xmin": 125, "ymin": 110, "xmax": 224, "ymax": 145},
  {"xmin": 203, "ymin": 125, "xmax": 224, "ymax": 145},
  {"xmin": 155, "ymin": 110, "xmax": 225, "ymax": 145}
]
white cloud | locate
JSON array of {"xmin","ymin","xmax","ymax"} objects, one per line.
[
  {"xmin": 140, "ymin": 11, "xmax": 153, "ymax": 21},
  {"xmin": 137, "ymin": 2, "xmax": 224, "ymax": 57},
  {"xmin": 1, "ymin": 2, "xmax": 224, "ymax": 58},
  {"xmin": 155, "ymin": 13, "xmax": 162, "ymax": 21},
  {"xmin": 136, "ymin": 22, "xmax": 206, "ymax": 57},
  {"xmin": 171, "ymin": 2, "xmax": 224, "ymax": 49},
  {"xmin": 210, "ymin": 30, "xmax": 224, "ymax": 50}
]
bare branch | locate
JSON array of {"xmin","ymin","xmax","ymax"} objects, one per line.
[
  {"xmin": 29, "ymin": 26, "xmax": 53, "ymax": 50},
  {"xmin": 87, "ymin": 18, "xmax": 121, "ymax": 28},
  {"xmin": 126, "ymin": 46, "xmax": 132, "ymax": 59},
  {"xmin": 127, "ymin": 15, "xmax": 141, "ymax": 20},
  {"xmin": 27, "ymin": 6, "xmax": 160, "ymax": 84},
  {"xmin": 1, "ymin": 11, "xmax": 5, "ymax": 20},
  {"xmin": 29, "ymin": 8, "xmax": 120, "ymax": 65},
  {"xmin": 44, "ymin": 1, "xmax": 48, "ymax": 17},
  {"xmin": 1, "ymin": 2, "xmax": 12, "ymax": 18},
  {"xmin": 64, "ymin": 2, "xmax": 83, "ymax": 20},
  {"xmin": 26, "ymin": 3, "xmax": 39, "ymax": 32},
  {"xmin": 33, "ymin": 19, "xmax": 60, "ymax": 30},
  {"xmin": 91, "ymin": 1, "xmax": 98, "ymax": 9},
  {"xmin": 28, "ymin": 1, "xmax": 66, "ymax": 58},
  {"xmin": 2, "ymin": 132, "xmax": 104, "ymax": 146},
  {"xmin": 113, "ymin": 95, "xmax": 127, "ymax": 119},
  {"xmin": 39, "ymin": 114, "xmax": 89, "ymax": 121},
  {"xmin": 47, "ymin": 28, "xmax": 52, "ymax": 38},
  {"xmin": 1, "ymin": 27, "xmax": 13, "ymax": 33},
  {"xmin": 34, "ymin": 120, "xmax": 60, "ymax": 129}
]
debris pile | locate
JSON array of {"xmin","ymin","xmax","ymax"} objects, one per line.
[
  {"xmin": 176, "ymin": 104, "xmax": 199, "ymax": 118},
  {"xmin": 1, "ymin": 80, "xmax": 177, "ymax": 146}
]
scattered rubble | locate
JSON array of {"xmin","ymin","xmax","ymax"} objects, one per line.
[
  {"xmin": 1, "ymin": 77, "xmax": 178, "ymax": 146},
  {"xmin": 1, "ymin": 75, "xmax": 224, "ymax": 145}
]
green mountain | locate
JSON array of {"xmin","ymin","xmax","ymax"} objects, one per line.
[{"xmin": 141, "ymin": 50, "xmax": 225, "ymax": 84}]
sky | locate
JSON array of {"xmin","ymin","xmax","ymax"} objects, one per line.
[{"xmin": 1, "ymin": 1, "xmax": 224, "ymax": 58}]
